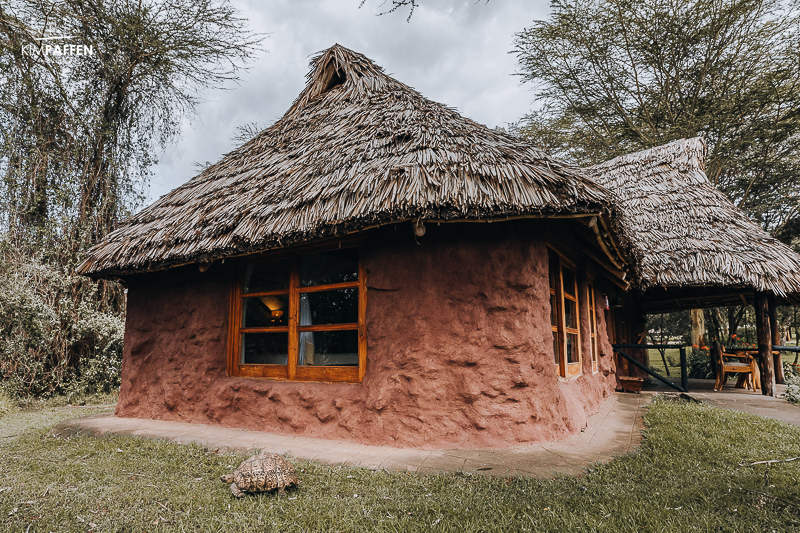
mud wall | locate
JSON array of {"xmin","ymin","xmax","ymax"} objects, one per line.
[{"xmin": 115, "ymin": 221, "xmax": 618, "ymax": 449}]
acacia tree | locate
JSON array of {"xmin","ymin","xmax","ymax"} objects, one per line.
[
  {"xmin": 0, "ymin": 0, "xmax": 261, "ymax": 259},
  {"xmin": 0, "ymin": 0, "xmax": 260, "ymax": 397},
  {"xmin": 514, "ymin": 0, "xmax": 800, "ymax": 366},
  {"xmin": 646, "ymin": 310, "xmax": 690, "ymax": 375},
  {"xmin": 513, "ymin": 0, "xmax": 800, "ymax": 244},
  {"xmin": 360, "ymin": 0, "xmax": 421, "ymax": 20}
]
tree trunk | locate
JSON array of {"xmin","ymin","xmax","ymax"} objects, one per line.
[
  {"xmin": 691, "ymin": 309, "xmax": 705, "ymax": 347},
  {"xmin": 755, "ymin": 292, "xmax": 776, "ymax": 396},
  {"xmin": 767, "ymin": 293, "xmax": 784, "ymax": 384},
  {"xmin": 728, "ymin": 305, "xmax": 746, "ymax": 344}
]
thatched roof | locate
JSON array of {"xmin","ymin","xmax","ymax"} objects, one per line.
[
  {"xmin": 584, "ymin": 138, "xmax": 800, "ymax": 299},
  {"xmin": 77, "ymin": 44, "xmax": 609, "ymax": 277}
]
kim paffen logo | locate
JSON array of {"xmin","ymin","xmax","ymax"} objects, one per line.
[{"xmin": 21, "ymin": 34, "xmax": 94, "ymax": 58}]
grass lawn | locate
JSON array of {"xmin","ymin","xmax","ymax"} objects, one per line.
[
  {"xmin": 648, "ymin": 347, "xmax": 800, "ymax": 378},
  {"xmin": 2, "ymin": 397, "xmax": 800, "ymax": 532},
  {"xmin": 647, "ymin": 348, "xmax": 683, "ymax": 377}
]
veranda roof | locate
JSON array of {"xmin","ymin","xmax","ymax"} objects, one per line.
[
  {"xmin": 77, "ymin": 44, "xmax": 609, "ymax": 277},
  {"xmin": 584, "ymin": 138, "xmax": 800, "ymax": 301}
]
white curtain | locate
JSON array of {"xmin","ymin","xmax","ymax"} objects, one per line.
[{"xmin": 298, "ymin": 293, "xmax": 315, "ymax": 365}]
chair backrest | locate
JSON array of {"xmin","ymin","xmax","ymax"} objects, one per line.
[{"xmin": 712, "ymin": 342, "xmax": 724, "ymax": 366}]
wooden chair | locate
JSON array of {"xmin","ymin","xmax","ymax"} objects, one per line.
[{"xmin": 713, "ymin": 342, "xmax": 757, "ymax": 391}]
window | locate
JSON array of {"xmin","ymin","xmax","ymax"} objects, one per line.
[
  {"xmin": 228, "ymin": 246, "xmax": 366, "ymax": 383},
  {"xmin": 588, "ymin": 281, "xmax": 598, "ymax": 373},
  {"xmin": 549, "ymin": 250, "xmax": 582, "ymax": 378}
]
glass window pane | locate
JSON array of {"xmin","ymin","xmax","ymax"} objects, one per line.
[
  {"xmin": 562, "ymin": 267, "xmax": 576, "ymax": 297},
  {"xmin": 299, "ymin": 289, "xmax": 358, "ymax": 326},
  {"xmin": 243, "ymin": 259, "xmax": 290, "ymax": 293},
  {"xmin": 242, "ymin": 296, "xmax": 289, "ymax": 328},
  {"xmin": 298, "ymin": 330, "xmax": 358, "ymax": 366},
  {"xmin": 564, "ymin": 299, "xmax": 577, "ymax": 329},
  {"xmin": 241, "ymin": 332, "xmax": 288, "ymax": 365},
  {"xmin": 553, "ymin": 331, "xmax": 559, "ymax": 364},
  {"xmin": 549, "ymin": 254, "xmax": 559, "ymax": 290},
  {"xmin": 550, "ymin": 294, "xmax": 558, "ymax": 326},
  {"xmin": 566, "ymin": 333, "xmax": 579, "ymax": 364},
  {"xmin": 300, "ymin": 249, "xmax": 358, "ymax": 287}
]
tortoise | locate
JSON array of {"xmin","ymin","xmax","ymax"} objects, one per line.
[{"xmin": 220, "ymin": 451, "xmax": 299, "ymax": 497}]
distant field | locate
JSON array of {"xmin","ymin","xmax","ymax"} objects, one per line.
[
  {"xmin": 646, "ymin": 343, "xmax": 799, "ymax": 378},
  {"xmin": 647, "ymin": 348, "xmax": 683, "ymax": 377}
]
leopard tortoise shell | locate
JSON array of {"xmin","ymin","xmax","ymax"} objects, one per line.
[{"xmin": 220, "ymin": 451, "xmax": 299, "ymax": 497}]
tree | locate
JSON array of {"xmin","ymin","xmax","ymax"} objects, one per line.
[
  {"xmin": 513, "ymin": 0, "xmax": 800, "ymax": 243},
  {"xmin": 359, "ymin": 0, "xmax": 491, "ymax": 21},
  {"xmin": 647, "ymin": 310, "xmax": 690, "ymax": 375},
  {"xmin": 0, "ymin": 0, "xmax": 260, "ymax": 397},
  {"xmin": 705, "ymin": 306, "xmax": 748, "ymax": 346},
  {"xmin": 0, "ymin": 0, "xmax": 261, "ymax": 259},
  {"xmin": 360, "ymin": 0, "xmax": 422, "ymax": 20}
]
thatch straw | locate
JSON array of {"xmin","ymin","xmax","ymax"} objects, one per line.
[
  {"xmin": 584, "ymin": 138, "xmax": 800, "ymax": 297},
  {"xmin": 77, "ymin": 44, "xmax": 608, "ymax": 277}
]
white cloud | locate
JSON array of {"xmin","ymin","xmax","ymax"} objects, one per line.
[{"xmin": 147, "ymin": 0, "xmax": 549, "ymax": 202}]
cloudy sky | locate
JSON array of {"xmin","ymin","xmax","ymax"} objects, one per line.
[{"xmin": 148, "ymin": 0, "xmax": 550, "ymax": 201}]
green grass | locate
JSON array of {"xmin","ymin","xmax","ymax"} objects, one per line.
[
  {"xmin": 648, "ymin": 348, "xmax": 800, "ymax": 376},
  {"xmin": 0, "ymin": 388, "xmax": 16, "ymax": 418},
  {"xmin": 648, "ymin": 348, "xmax": 683, "ymax": 377},
  {"xmin": 2, "ymin": 397, "xmax": 800, "ymax": 532}
]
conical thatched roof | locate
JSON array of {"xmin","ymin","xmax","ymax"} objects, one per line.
[
  {"xmin": 77, "ymin": 44, "xmax": 609, "ymax": 277},
  {"xmin": 584, "ymin": 138, "xmax": 800, "ymax": 298}
]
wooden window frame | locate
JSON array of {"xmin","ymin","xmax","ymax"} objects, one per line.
[
  {"xmin": 227, "ymin": 243, "xmax": 367, "ymax": 383},
  {"xmin": 548, "ymin": 248, "xmax": 582, "ymax": 378},
  {"xmin": 588, "ymin": 280, "xmax": 599, "ymax": 373}
]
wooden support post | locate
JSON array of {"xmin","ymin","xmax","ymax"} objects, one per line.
[
  {"xmin": 679, "ymin": 346, "xmax": 688, "ymax": 393},
  {"xmin": 767, "ymin": 293, "xmax": 784, "ymax": 384},
  {"xmin": 755, "ymin": 291, "xmax": 776, "ymax": 397},
  {"xmin": 632, "ymin": 300, "xmax": 649, "ymax": 378}
]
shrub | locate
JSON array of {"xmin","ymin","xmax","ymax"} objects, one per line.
[
  {"xmin": 784, "ymin": 361, "xmax": 800, "ymax": 405},
  {"xmin": 0, "ymin": 386, "xmax": 16, "ymax": 417},
  {"xmin": 785, "ymin": 360, "xmax": 799, "ymax": 379},
  {"xmin": 688, "ymin": 347, "xmax": 714, "ymax": 379},
  {"xmin": 0, "ymin": 247, "xmax": 125, "ymax": 399},
  {"xmin": 785, "ymin": 376, "xmax": 800, "ymax": 405}
]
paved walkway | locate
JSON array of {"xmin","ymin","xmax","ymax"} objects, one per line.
[
  {"xmin": 51, "ymin": 381, "xmax": 800, "ymax": 477},
  {"xmin": 646, "ymin": 378, "xmax": 800, "ymax": 427},
  {"xmin": 53, "ymin": 392, "xmax": 650, "ymax": 478}
]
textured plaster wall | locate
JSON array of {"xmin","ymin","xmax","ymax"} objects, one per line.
[{"xmin": 115, "ymin": 222, "xmax": 617, "ymax": 449}]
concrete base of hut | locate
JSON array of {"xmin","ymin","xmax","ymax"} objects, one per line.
[{"xmin": 115, "ymin": 221, "xmax": 618, "ymax": 449}]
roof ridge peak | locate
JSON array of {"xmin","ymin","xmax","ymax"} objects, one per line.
[
  {"xmin": 588, "ymin": 137, "xmax": 707, "ymax": 174},
  {"xmin": 287, "ymin": 44, "xmax": 407, "ymax": 113}
]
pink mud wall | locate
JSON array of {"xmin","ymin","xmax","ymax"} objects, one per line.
[{"xmin": 115, "ymin": 221, "xmax": 618, "ymax": 449}]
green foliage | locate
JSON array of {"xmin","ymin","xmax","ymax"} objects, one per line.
[
  {"xmin": 688, "ymin": 347, "xmax": 714, "ymax": 379},
  {"xmin": 784, "ymin": 361, "xmax": 800, "ymax": 404},
  {"xmin": 646, "ymin": 311, "xmax": 690, "ymax": 344},
  {"xmin": 0, "ymin": 0, "xmax": 261, "ymax": 259},
  {"xmin": 0, "ymin": 246, "xmax": 124, "ymax": 398},
  {"xmin": 513, "ymin": 0, "xmax": 800, "ymax": 243},
  {"xmin": 0, "ymin": 387, "xmax": 15, "ymax": 418},
  {"xmin": 0, "ymin": 1, "xmax": 261, "ymax": 398}
]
